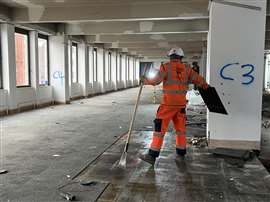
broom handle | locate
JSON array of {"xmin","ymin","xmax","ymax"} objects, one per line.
[{"xmin": 124, "ymin": 68, "xmax": 147, "ymax": 152}]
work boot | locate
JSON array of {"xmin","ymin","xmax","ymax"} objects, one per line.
[
  {"xmin": 176, "ymin": 148, "xmax": 186, "ymax": 156},
  {"xmin": 139, "ymin": 153, "xmax": 156, "ymax": 166}
]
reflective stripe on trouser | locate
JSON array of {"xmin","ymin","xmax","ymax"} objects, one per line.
[{"xmin": 149, "ymin": 105, "xmax": 186, "ymax": 157}]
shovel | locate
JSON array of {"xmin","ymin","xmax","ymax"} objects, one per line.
[{"xmin": 118, "ymin": 70, "xmax": 147, "ymax": 168}]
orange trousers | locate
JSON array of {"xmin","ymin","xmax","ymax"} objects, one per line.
[{"xmin": 149, "ymin": 105, "xmax": 186, "ymax": 157}]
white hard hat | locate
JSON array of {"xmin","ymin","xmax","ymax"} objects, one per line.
[{"xmin": 168, "ymin": 48, "xmax": 184, "ymax": 57}]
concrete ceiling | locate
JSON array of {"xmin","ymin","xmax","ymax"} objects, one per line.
[{"xmin": 0, "ymin": 0, "xmax": 269, "ymax": 60}]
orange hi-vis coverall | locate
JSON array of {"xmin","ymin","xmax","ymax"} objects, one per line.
[{"xmin": 144, "ymin": 59, "xmax": 208, "ymax": 157}]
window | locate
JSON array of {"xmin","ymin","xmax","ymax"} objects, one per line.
[
  {"xmin": 93, "ymin": 48, "xmax": 98, "ymax": 82},
  {"xmin": 116, "ymin": 54, "xmax": 118, "ymax": 82},
  {"xmin": 265, "ymin": 54, "xmax": 270, "ymax": 90},
  {"xmin": 15, "ymin": 28, "xmax": 30, "ymax": 87},
  {"xmin": 38, "ymin": 34, "xmax": 49, "ymax": 85},
  {"xmin": 108, "ymin": 52, "xmax": 112, "ymax": 81},
  {"xmin": 0, "ymin": 38, "xmax": 3, "ymax": 89},
  {"xmin": 133, "ymin": 59, "xmax": 136, "ymax": 81},
  {"xmin": 125, "ymin": 56, "xmax": 128, "ymax": 81},
  {"xmin": 88, "ymin": 47, "xmax": 92, "ymax": 82},
  {"xmin": 71, "ymin": 42, "xmax": 78, "ymax": 83},
  {"xmin": 127, "ymin": 57, "xmax": 130, "ymax": 80}
]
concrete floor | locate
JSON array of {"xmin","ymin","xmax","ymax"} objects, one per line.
[
  {"xmin": 78, "ymin": 131, "xmax": 270, "ymax": 202},
  {"xmin": 261, "ymin": 93, "xmax": 270, "ymax": 171},
  {"xmin": 0, "ymin": 87, "xmax": 269, "ymax": 201},
  {"xmin": 0, "ymin": 87, "xmax": 158, "ymax": 201}
]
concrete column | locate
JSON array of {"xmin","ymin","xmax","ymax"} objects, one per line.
[
  {"xmin": 200, "ymin": 46, "xmax": 207, "ymax": 78},
  {"xmin": 129, "ymin": 57, "xmax": 134, "ymax": 86},
  {"xmin": 49, "ymin": 35, "xmax": 70, "ymax": 104},
  {"xmin": 97, "ymin": 48, "xmax": 105, "ymax": 93},
  {"xmin": 207, "ymin": 0, "xmax": 266, "ymax": 149},
  {"xmin": 88, "ymin": 46, "xmax": 93, "ymax": 84},
  {"xmin": 29, "ymin": 31, "xmax": 39, "ymax": 89},
  {"xmin": 1, "ymin": 23, "xmax": 17, "ymax": 110},
  {"xmin": 135, "ymin": 59, "xmax": 140, "ymax": 85},
  {"xmin": 121, "ymin": 54, "xmax": 127, "ymax": 88},
  {"xmin": 111, "ymin": 51, "xmax": 117, "ymax": 90},
  {"xmin": 117, "ymin": 53, "xmax": 121, "ymax": 89},
  {"xmin": 104, "ymin": 50, "xmax": 109, "ymax": 91},
  {"xmin": 78, "ymin": 43, "xmax": 89, "ymax": 97}
]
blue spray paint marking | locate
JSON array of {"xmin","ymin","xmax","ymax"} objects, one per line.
[
  {"xmin": 241, "ymin": 64, "xmax": 255, "ymax": 85},
  {"xmin": 53, "ymin": 71, "xmax": 65, "ymax": 86},
  {"xmin": 219, "ymin": 63, "xmax": 255, "ymax": 85},
  {"xmin": 219, "ymin": 63, "xmax": 239, "ymax": 81}
]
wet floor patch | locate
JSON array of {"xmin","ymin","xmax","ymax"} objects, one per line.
[{"xmin": 70, "ymin": 131, "xmax": 270, "ymax": 202}]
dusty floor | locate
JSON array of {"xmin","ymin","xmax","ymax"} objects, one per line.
[
  {"xmin": 261, "ymin": 93, "xmax": 270, "ymax": 171},
  {"xmin": 0, "ymin": 87, "xmax": 158, "ymax": 201},
  {"xmin": 76, "ymin": 131, "xmax": 270, "ymax": 202},
  {"xmin": 0, "ymin": 86, "xmax": 269, "ymax": 201}
]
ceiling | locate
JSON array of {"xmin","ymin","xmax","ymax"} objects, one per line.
[{"xmin": 0, "ymin": 0, "xmax": 269, "ymax": 61}]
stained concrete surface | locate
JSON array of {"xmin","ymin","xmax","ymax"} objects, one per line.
[
  {"xmin": 77, "ymin": 131, "xmax": 270, "ymax": 202},
  {"xmin": 0, "ymin": 87, "xmax": 159, "ymax": 201},
  {"xmin": 261, "ymin": 93, "xmax": 270, "ymax": 171},
  {"xmin": 0, "ymin": 86, "xmax": 269, "ymax": 201}
]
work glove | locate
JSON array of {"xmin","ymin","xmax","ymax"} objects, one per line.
[{"xmin": 201, "ymin": 83, "xmax": 209, "ymax": 90}]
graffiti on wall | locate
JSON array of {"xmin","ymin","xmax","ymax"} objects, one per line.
[
  {"xmin": 53, "ymin": 71, "xmax": 65, "ymax": 86},
  {"xmin": 219, "ymin": 63, "xmax": 255, "ymax": 85}
]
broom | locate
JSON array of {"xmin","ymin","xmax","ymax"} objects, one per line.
[{"xmin": 118, "ymin": 68, "xmax": 147, "ymax": 168}]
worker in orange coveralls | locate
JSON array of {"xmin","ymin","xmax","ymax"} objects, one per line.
[{"xmin": 139, "ymin": 48, "xmax": 209, "ymax": 165}]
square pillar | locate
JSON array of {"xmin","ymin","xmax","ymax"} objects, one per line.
[
  {"xmin": 135, "ymin": 59, "xmax": 140, "ymax": 85},
  {"xmin": 111, "ymin": 51, "xmax": 117, "ymax": 90},
  {"xmin": 121, "ymin": 54, "xmax": 127, "ymax": 88},
  {"xmin": 49, "ymin": 35, "xmax": 70, "ymax": 104},
  {"xmin": 78, "ymin": 43, "xmax": 89, "ymax": 97},
  {"xmin": 207, "ymin": 0, "xmax": 267, "ymax": 149},
  {"xmin": 29, "ymin": 31, "xmax": 39, "ymax": 89},
  {"xmin": 1, "ymin": 23, "xmax": 17, "ymax": 110},
  {"xmin": 97, "ymin": 48, "xmax": 105, "ymax": 93}
]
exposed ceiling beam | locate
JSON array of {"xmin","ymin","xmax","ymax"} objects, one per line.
[
  {"xmin": 103, "ymin": 41, "xmax": 205, "ymax": 49},
  {"xmin": 17, "ymin": 23, "xmax": 57, "ymax": 35},
  {"xmin": 86, "ymin": 33, "xmax": 207, "ymax": 44},
  {"xmin": 11, "ymin": 0, "xmax": 209, "ymax": 23},
  {"xmin": 0, "ymin": 4, "xmax": 12, "ymax": 22},
  {"xmin": 64, "ymin": 19, "xmax": 209, "ymax": 35}
]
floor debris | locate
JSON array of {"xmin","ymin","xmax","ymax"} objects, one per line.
[
  {"xmin": 0, "ymin": 169, "xmax": 8, "ymax": 174},
  {"xmin": 189, "ymin": 137, "xmax": 208, "ymax": 147}
]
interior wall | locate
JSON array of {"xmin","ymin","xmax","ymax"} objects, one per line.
[{"xmin": 0, "ymin": 22, "xmax": 141, "ymax": 114}]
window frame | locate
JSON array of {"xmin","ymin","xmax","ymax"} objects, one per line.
[
  {"xmin": 71, "ymin": 42, "xmax": 79, "ymax": 83},
  {"xmin": 108, "ymin": 52, "xmax": 112, "ymax": 81},
  {"xmin": 38, "ymin": 33, "xmax": 50, "ymax": 86},
  {"xmin": 93, "ymin": 48, "xmax": 98, "ymax": 82},
  {"xmin": 15, "ymin": 27, "xmax": 31, "ymax": 88},
  {"xmin": 127, "ymin": 56, "xmax": 130, "ymax": 80},
  {"xmin": 0, "ymin": 36, "xmax": 3, "ymax": 89}
]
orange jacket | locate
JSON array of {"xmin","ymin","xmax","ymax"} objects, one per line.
[{"xmin": 145, "ymin": 60, "xmax": 208, "ymax": 106}]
